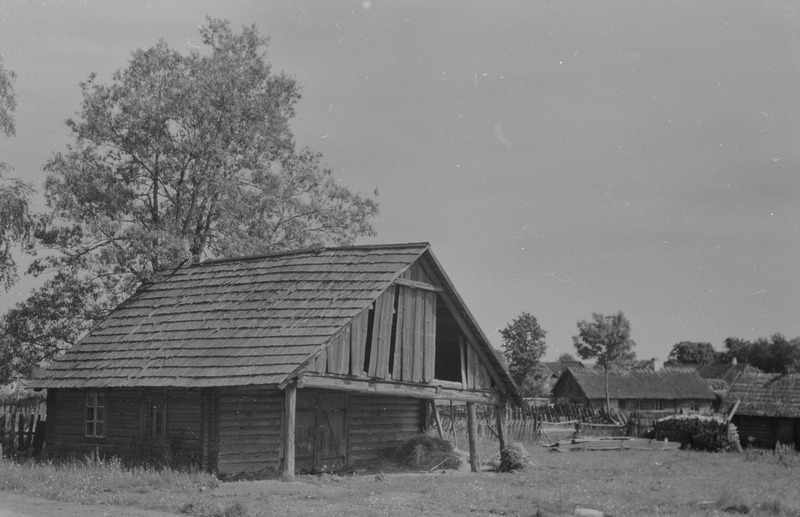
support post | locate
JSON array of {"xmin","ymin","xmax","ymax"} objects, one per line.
[
  {"xmin": 466, "ymin": 402, "xmax": 480, "ymax": 472},
  {"xmin": 495, "ymin": 401, "xmax": 507, "ymax": 457},
  {"xmin": 282, "ymin": 383, "xmax": 297, "ymax": 480},
  {"xmin": 430, "ymin": 399, "xmax": 444, "ymax": 439}
]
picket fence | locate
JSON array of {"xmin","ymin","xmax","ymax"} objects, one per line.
[{"xmin": 1, "ymin": 399, "xmax": 47, "ymax": 457}]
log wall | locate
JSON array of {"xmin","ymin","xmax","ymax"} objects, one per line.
[
  {"xmin": 45, "ymin": 388, "xmax": 141, "ymax": 457},
  {"xmin": 347, "ymin": 394, "xmax": 425, "ymax": 466},
  {"xmin": 216, "ymin": 388, "xmax": 283, "ymax": 477}
]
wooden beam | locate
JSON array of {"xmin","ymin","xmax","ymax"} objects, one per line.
[
  {"xmin": 495, "ymin": 400, "xmax": 507, "ymax": 457},
  {"xmin": 393, "ymin": 277, "xmax": 443, "ymax": 292},
  {"xmin": 430, "ymin": 400, "xmax": 444, "ymax": 439},
  {"xmin": 282, "ymin": 383, "xmax": 297, "ymax": 480},
  {"xmin": 297, "ymin": 374, "xmax": 502, "ymax": 406},
  {"xmin": 466, "ymin": 402, "xmax": 480, "ymax": 472}
]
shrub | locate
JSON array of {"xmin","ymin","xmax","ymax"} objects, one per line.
[{"xmin": 496, "ymin": 443, "xmax": 529, "ymax": 472}]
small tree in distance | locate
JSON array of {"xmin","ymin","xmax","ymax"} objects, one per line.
[
  {"xmin": 572, "ymin": 311, "xmax": 637, "ymax": 414},
  {"xmin": 665, "ymin": 341, "xmax": 716, "ymax": 366},
  {"xmin": 557, "ymin": 352, "xmax": 578, "ymax": 364},
  {"xmin": 500, "ymin": 312, "xmax": 548, "ymax": 397}
]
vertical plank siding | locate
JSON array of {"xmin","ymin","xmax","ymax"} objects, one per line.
[
  {"xmin": 216, "ymin": 388, "xmax": 284, "ymax": 477},
  {"xmin": 305, "ymin": 284, "xmax": 439, "ymax": 385},
  {"xmin": 347, "ymin": 394, "xmax": 425, "ymax": 466}
]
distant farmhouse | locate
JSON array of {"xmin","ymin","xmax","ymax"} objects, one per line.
[
  {"xmin": 30, "ymin": 243, "xmax": 519, "ymax": 478},
  {"xmin": 552, "ymin": 366, "xmax": 715, "ymax": 414},
  {"xmin": 722, "ymin": 372, "xmax": 800, "ymax": 450}
]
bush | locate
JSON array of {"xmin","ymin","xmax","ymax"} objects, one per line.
[{"xmin": 497, "ymin": 443, "xmax": 529, "ymax": 472}]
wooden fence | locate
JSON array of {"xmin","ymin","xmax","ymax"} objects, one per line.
[
  {"xmin": 436, "ymin": 402, "xmax": 627, "ymax": 445},
  {"xmin": 1, "ymin": 399, "xmax": 47, "ymax": 458}
]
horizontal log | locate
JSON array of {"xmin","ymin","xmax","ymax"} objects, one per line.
[
  {"xmin": 392, "ymin": 277, "xmax": 443, "ymax": 292},
  {"xmin": 298, "ymin": 375, "xmax": 501, "ymax": 405}
]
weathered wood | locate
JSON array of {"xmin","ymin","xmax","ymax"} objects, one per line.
[
  {"xmin": 298, "ymin": 374, "xmax": 502, "ymax": 405},
  {"xmin": 392, "ymin": 287, "xmax": 406, "ymax": 380},
  {"xmin": 412, "ymin": 289, "xmax": 425, "ymax": 382},
  {"xmin": 430, "ymin": 400, "xmax": 444, "ymax": 439},
  {"xmin": 422, "ymin": 290, "xmax": 436, "ymax": 382},
  {"xmin": 392, "ymin": 277, "xmax": 442, "ymax": 292},
  {"xmin": 459, "ymin": 336, "xmax": 468, "ymax": 389},
  {"xmin": 420, "ymin": 267, "xmax": 507, "ymax": 392},
  {"xmin": 282, "ymin": 384, "xmax": 297, "ymax": 480},
  {"xmin": 495, "ymin": 401, "xmax": 507, "ymax": 454},
  {"xmin": 374, "ymin": 286, "xmax": 395, "ymax": 379},
  {"xmin": 350, "ymin": 309, "xmax": 368, "ymax": 376},
  {"xmin": 400, "ymin": 286, "xmax": 415, "ymax": 382},
  {"xmin": 466, "ymin": 402, "xmax": 480, "ymax": 472}
]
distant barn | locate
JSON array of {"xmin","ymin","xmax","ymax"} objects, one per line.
[
  {"xmin": 30, "ymin": 243, "xmax": 519, "ymax": 478},
  {"xmin": 551, "ymin": 366, "xmax": 715, "ymax": 414},
  {"xmin": 722, "ymin": 372, "xmax": 800, "ymax": 450}
]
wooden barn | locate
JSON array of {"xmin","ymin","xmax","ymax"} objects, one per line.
[
  {"xmin": 722, "ymin": 372, "xmax": 800, "ymax": 450},
  {"xmin": 551, "ymin": 366, "xmax": 715, "ymax": 414},
  {"xmin": 29, "ymin": 243, "xmax": 519, "ymax": 478}
]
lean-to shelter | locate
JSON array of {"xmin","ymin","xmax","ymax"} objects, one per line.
[{"xmin": 29, "ymin": 243, "xmax": 519, "ymax": 477}]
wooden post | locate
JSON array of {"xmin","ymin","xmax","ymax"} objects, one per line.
[
  {"xmin": 495, "ymin": 401, "xmax": 507, "ymax": 455},
  {"xmin": 466, "ymin": 402, "xmax": 480, "ymax": 472},
  {"xmin": 282, "ymin": 383, "xmax": 297, "ymax": 480},
  {"xmin": 430, "ymin": 400, "xmax": 444, "ymax": 439},
  {"xmin": 449, "ymin": 400, "xmax": 457, "ymax": 448}
]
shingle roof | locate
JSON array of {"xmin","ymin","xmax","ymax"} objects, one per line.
[
  {"xmin": 559, "ymin": 366, "xmax": 715, "ymax": 401},
  {"xmin": 30, "ymin": 243, "xmax": 515, "ymax": 393},
  {"xmin": 722, "ymin": 373, "xmax": 800, "ymax": 418},
  {"xmin": 696, "ymin": 362, "xmax": 749, "ymax": 385}
]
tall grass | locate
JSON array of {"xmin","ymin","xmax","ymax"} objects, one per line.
[{"xmin": 0, "ymin": 453, "xmax": 220, "ymax": 514}]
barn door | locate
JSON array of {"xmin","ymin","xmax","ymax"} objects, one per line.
[
  {"xmin": 315, "ymin": 393, "xmax": 348, "ymax": 472},
  {"xmin": 293, "ymin": 391, "xmax": 348, "ymax": 473}
]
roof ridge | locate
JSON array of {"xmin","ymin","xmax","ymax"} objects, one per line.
[{"xmin": 190, "ymin": 242, "xmax": 431, "ymax": 267}]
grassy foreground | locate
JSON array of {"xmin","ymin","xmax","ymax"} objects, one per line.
[{"xmin": 1, "ymin": 437, "xmax": 799, "ymax": 517}]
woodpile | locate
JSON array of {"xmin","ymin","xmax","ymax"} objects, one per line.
[
  {"xmin": 652, "ymin": 414, "xmax": 741, "ymax": 452},
  {"xmin": 544, "ymin": 436, "xmax": 681, "ymax": 452}
]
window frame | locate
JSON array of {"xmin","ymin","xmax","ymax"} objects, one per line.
[
  {"xmin": 144, "ymin": 394, "xmax": 167, "ymax": 442},
  {"xmin": 85, "ymin": 392, "xmax": 106, "ymax": 438}
]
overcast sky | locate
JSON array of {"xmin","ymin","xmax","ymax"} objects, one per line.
[{"xmin": 1, "ymin": 1, "xmax": 798, "ymax": 361}]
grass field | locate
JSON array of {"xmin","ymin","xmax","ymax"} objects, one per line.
[{"xmin": 1, "ymin": 435, "xmax": 799, "ymax": 517}]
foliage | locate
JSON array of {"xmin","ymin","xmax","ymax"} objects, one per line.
[
  {"xmin": 720, "ymin": 334, "xmax": 800, "ymax": 373},
  {"xmin": 0, "ymin": 18, "xmax": 378, "ymax": 383},
  {"xmin": 572, "ymin": 311, "xmax": 637, "ymax": 413},
  {"xmin": 0, "ymin": 57, "xmax": 38, "ymax": 292},
  {"xmin": 0, "ymin": 56, "xmax": 15, "ymax": 137},
  {"xmin": 572, "ymin": 312, "xmax": 636, "ymax": 370},
  {"xmin": 556, "ymin": 352, "xmax": 577, "ymax": 363},
  {"xmin": 665, "ymin": 341, "xmax": 716, "ymax": 366},
  {"xmin": 500, "ymin": 312, "xmax": 548, "ymax": 397}
]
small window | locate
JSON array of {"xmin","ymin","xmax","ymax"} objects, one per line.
[
  {"xmin": 85, "ymin": 392, "xmax": 105, "ymax": 438},
  {"xmin": 690, "ymin": 399, "xmax": 700, "ymax": 412},
  {"xmin": 653, "ymin": 400, "xmax": 664, "ymax": 411},
  {"xmin": 145, "ymin": 396, "xmax": 166, "ymax": 440}
]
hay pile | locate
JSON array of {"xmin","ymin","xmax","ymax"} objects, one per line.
[{"xmin": 390, "ymin": 435, "xmax": 462, "ymax": 471}]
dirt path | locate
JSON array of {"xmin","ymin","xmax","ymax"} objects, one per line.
[{"xmin": 0, "ymin": 492, "xmax": 180, "ymax": 517}]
